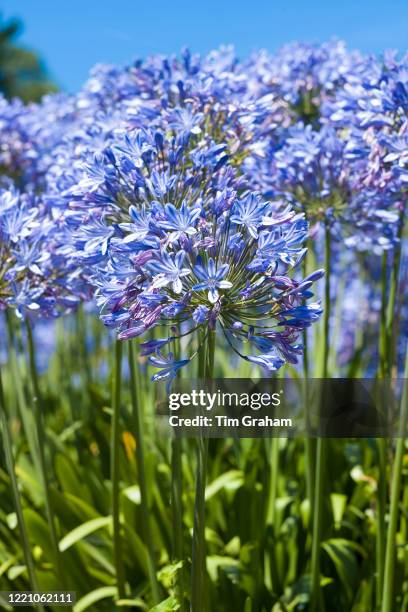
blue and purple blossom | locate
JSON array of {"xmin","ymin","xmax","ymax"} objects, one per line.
[
  {"xmin": 0, "ymin": 41, "xmax": 405, "ymax": 379},
  {"xmin": 84, "ymin": 145, "xmax": 324, "ymax": 383}
]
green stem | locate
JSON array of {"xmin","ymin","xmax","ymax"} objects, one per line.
[
  {"xmin": 381, "ymin": 347, "xmax": 408, "ymax": 612},
  {"xmin": 267, "ymin": 438, "xmax": 279, "ymax": 527},
  {"xmin": 171, "ymin": 332, "xmax": 187, "ymax": 611},
  {"xmin": 376, "ymin": 254, "xmax": 390, "ymax": 605},
  {"xmin": 310, "ymin": 437, "xmax": 326, "ymax": 611},
  {"xmin": 190, "ymin": 329, "xmax": 215, "ymax": 612},
  {"xmin": 385, "ymin": 207, "xmax": 405, "ymax": 375},
  {"xmin": 322, "ymin": 225, "xmax": 331, "ymax": 380},
  {"xmin": 171, "ymin": 436, "xmax": 186, "ymax": 609},
  {"xmin": 5, "ymin": 311, "xmax": 41, "ymax": 477},
  {"xmin": 111, "ymin": 339, "xmax": 126, "ymax": 599},
  {"xmin": 0, "ymin": 363, "xmax": 41, "ymax": 602},
  {"xmin": 302, "ymin": 256, "xmax": 315, "ymax": 515},
  {"xmin": 78, "ymin": 304, "xmax": 92, "ymax": 385},
  {"xmin": 25, "ymin": 319, "xmax": 67, "ymax": 591},
  {"xmin": 266, "ymin": 436, "xmax": 281, "ymax": 594},
  {"xmin": 376, "ymin": 437, "xmax": 387, "ymax": 607},
  {"xmin": 171, "ymin": 438, "xmax": 183, "ymax": 561},
  {"xmin": 379, "ymin": 253, "xmax": 388, "ymax": 378},
  {"xmin": 129, "ymin": 341, "xmax": 161, "ymax": 604},
  {"xmin": 310, "ymin": 223, "xmax": 331, "ymax": 611}
]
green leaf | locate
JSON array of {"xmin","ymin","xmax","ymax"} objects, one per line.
[
  {"xmin": 0, "ymin": 557, "xmax": 17, "ymax": 578},
  {"xmin": 55, "ymin": 454, "xmax": 91, "ymax": 504},
  {"xmin": 205, "ymin": 470, "xmax": 243, "ymax": 501},
  {"xmin": 116, "ymin": 599, "xmax": 147, "ymax": 608},
  {"xmin": 59, "ymin": 516, "xmax": 112, "ymax": 552},
  {"xmin": 122, "ymin": 485, "xmax": 141, "ymax": 505},
  {"xmin": 322, "ymin": 538, "xmax": 364, "ymax": 601},
  {"xmin": 73, "ymin": 586, "xmax": 118, "ymax": 612},
  {"xmin": 23, "ymin": 508, "xmax": 55, "ymax": 562},
  {"xmin": 7, "ymin": 564, "xmax": 26, "ymax": 580},
  {"xmin": 206, "ymin": 555, "xmax": 239, "ymax": 583},
  {"xmin": 330, "ymin": 493, "xmax": 348, "ymax": 527},
  {"xmin": 157, "ymin": 560, "xmax": 183, "ymax": 590},
  {"xmin": 150, "ymin": 596, "xmax": 180, "ymax": 611},
  {"xmin": 63, "ymin": 492, "xmax": 101, "ymax": 522},
  {"xmin": 244, "ymin": 597, "xmax": 252, "ymax": 612}
]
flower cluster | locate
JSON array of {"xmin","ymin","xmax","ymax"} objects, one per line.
[
  {"xmin": 0, "ymin": 184, "xmax": 85, "ymax": 319},
  {"xmin": 61, "ymin": 124, "xmax": 322, "ymax": 382},
  {"xmin": 246, "ymin": 123, "xmax": 399, "ymax": 250},
  {"xmin": 1, "ymin": 41, "xmax": 406, "ymax": 380}
]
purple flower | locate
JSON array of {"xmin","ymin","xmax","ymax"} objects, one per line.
[
  {"xmin": 192, "ymin": 258, "xmax": 233, "ymax": 304},
  {"xmin": 149, "ymin": 352, "xmax": 190, "ymax": 391},
  {"xmin": 147, "ymin": 251, "xmax": 191, "ymax": 294}
]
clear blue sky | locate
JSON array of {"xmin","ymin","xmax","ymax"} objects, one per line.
[{"xmin": 3, "ymin": 0, "xmax": 408, "ymax": 92}]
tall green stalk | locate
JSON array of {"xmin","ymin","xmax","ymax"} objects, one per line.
[
  {"xmin": 302, "ymin": 255, "xmax": 315, "ymax": 511},
  {"xmin": 171, "ymin": 334, "xmax": 187, "ymax": 611},
  {"xmin": 379, "ymin": 253, "xmax": 389, "ymax": 378},
  {"xmin": 266, "ymin": 436, "xmax": 281, "ymax": 594},
  {"xmin": 25, "ymin": 319, "xmax": 67, "ymax": 591},
  {"xmin": 110, "ymin": 339, "xmax": 126, "ymax": 599},
  {"xmin": 381, "ymin": 347, "xmax": 408, "ymax": 612},
  {"xmin": 385, "ymin": 207, "xmax": 405, "ymax": 375},
  {"xmin": 375, "ymin": 252, "xmax": 393, "ymax": 605},
  {"xmin": 190, "ymin": 330, "xmax": 215, "ymax": 612},
  {"xmin": 0, "ymin": 363, "xmax": 41, "ymax": 601},
  {"xmin": 310, "ymin": 224, "xmax": 331, "ymax": 611},
  {"xmin": 5, "ymin": 311, "xmax": 41, "ymax": 476},
  {"xmin": 129, "ymin": 341, "xmax": 161, "ymax": 604},
  {"xmin": 377, "ymin": 209, "xmax": 406, "ymax": 603},
  {"xmin": 322, "ymin": 227, "xmax": 331, "ymax": 380}
]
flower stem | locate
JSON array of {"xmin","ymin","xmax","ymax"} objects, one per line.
[
  {"xmin": 376, "ymin": 253, "xmax": 391, "ymax": 604},
  {"xmin": 376, "ymin": 436, "xmax": 387, "ymax": 605},
  {"xmin": 310, "ymin": 223, "xmax": 331, "ymax": 611},
  {"xmin": 111, "ymin": 338, "xmax": 126, "ymax": 599},
  {"xmin": 171, "ymin": 334, "xmax": 187, "ymax": 611},
  {"xmin": 0, "ymin": 363, "xmax": 41, "ymax": 601},
  {"xmin": 381, "ymin": 346, "xmax": 408, "ymax": 612},
  {"xmin": 5, "ymin": 311, "xmax": 41, "ymax": 476},
  {"xmin": 385, "ymin": 206, "xmax": 405, "ymax": 375},
  {"xmin": 302, "ymin": 255, "xmax": 315, "ymax": 513},
  {"xmin": 129, "ymin": 341, "xmax": 161, "ymax": 604},
  {"xmin": 25, "ymin": 319, "xmax": 67, "ymax": 592},
  {"xmin": 266, "ymin": 436, "xmax": 281, "ymax": 593},
  {"xmin": 190, "ymin": 329, "xmax": 215, "ymax": 611},
  {"xmin": 379, "ymin": 253, "xmax": 389, "ymax": 378},
  {"xmin": 322, "ymin": 225, "xmax": 331, "ymax": 380}
]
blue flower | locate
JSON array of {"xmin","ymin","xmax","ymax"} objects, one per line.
[
  {"xmin": 193, "ymin": 258, "xmax": 233, "ymax": 304},
  {"xmin": 161, "ymin": 202, "xmax": 201, "ymax": 243},
  {"xmin": 146, "ymin": 171, "xmax": 177, "ymax": 199},
  {"xmin": 147, "ymin": 251, "xmax": 190, "ymax": 294},
  {"xmin": 149, "ymin": 352, "xmax": 190, "ymax": 391},
  {"xmin": 230, "ymin": 193, "xmax": 270, "ymax": 238},
  {"xmin": 193, "ymin": 305, "xmax": 209, "ymax": 323},
  {"xmin": 246, "ymin": 353, "xmax": 285, "ymax": 371},
  {"xmin": 168, "ymin": 106, "xmax": 203, "ymax": 141},
  {"xmin": 119, "ymin": 205, "xmax": 153, "ymax": 243}
]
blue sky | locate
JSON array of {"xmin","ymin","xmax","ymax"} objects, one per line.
[{"xmin": 3, "ymin": 0, "xmax": 407, "ymax": 92}]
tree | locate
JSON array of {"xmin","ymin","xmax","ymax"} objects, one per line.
[{"xmin": 0, "ymin": 14, "xmax": 57, "ymax": 102}]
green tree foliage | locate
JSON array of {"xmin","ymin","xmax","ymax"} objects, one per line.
[{"xmin": 0, "ymin": 14, "xmax": 57, "ymax": 102}]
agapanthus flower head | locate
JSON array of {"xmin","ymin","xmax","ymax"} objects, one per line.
[
  {"xmin": 322, "ymin": 51, "xmax": 408, "ymax": 219},
  {"xmin": 245, "ymin": 121, "xmax": 400, "ymax": 251},
  {"xmin": 0, "ymin": 185, "xmax": 85, "ymax": 319},
  {"xmin": 0, "ymin": 93, "xmax": 79, "ymax": 191},
  {"xmin": 245, "ymin": 40, "xmax": 364, "ymax": 125},
  {"xmin": 93, "ymin": 175, "xmax": 323, "ymax": 385}
]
